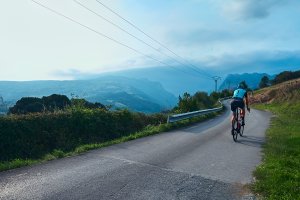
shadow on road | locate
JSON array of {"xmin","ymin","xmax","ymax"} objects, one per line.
[{"xmin": 237, "ymin": 135, "xmax": 265, "ymax": 148}]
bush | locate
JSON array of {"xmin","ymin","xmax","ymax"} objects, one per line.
[
  {"xmin": 173, "ymin": 91, "xmax": 230, "ymax": 113},
  {"xmin": 8, "ymin": 94, "xmax": 71, "ymax": 114},
  {"xmin": 0, "ymin": 109, "xmax": 167, "ymax": 162}
]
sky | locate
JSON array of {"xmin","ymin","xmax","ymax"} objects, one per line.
[{"xmin": 1, "ymin": 0, "xmax": 300, "ymax": 81}]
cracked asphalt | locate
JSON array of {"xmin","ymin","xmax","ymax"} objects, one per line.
[{"xmin": 0, "ymin": 101, "xmax": 271, "ymax": 199}]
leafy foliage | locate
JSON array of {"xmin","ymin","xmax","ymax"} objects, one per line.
[
  {"xmin": 8, "ymin": 97, "xmax": 44, "ymax": 114},
  {"xmin": 70, "ymin": 98, "xmax": 106, "ymax": 110},
  {"xmin": 174, "ymin": 90, "xmax": 232, "ymax": 113},
  {"xmin": 42, "ymin": 94, "xmax": 71, "ymax": 111},
  {"xmin": 0, "ymin": 109, "xmax": 166, "ymax": 162},
  {"xmin": 272, "ymin": 70, "xmax": 300, "ymax": 85},
  {"xmin": 259, "ymin": 76, "xmax": 270, "ymax": 88},
  {"xmin": 8, "ymin": 94, "xmax": 107, "ymax": 115},
  {"xmin": 218, "ymin": 89, "xmax": 233, "ymax": 98},
  {"xmin": 8, "ymin": 94, "xmax": 71, "ymax": 114}
]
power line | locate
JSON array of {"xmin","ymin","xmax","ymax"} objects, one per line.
[
  {"xmin": 74, "ymin": 0, "xmax": 161, "ymax": 54},
  {"xmin": 73, "ymin": 0, "xmax": 211, "ymax": 79},
  {"xmin": 95, "ymin": 0, "xmax": 213, "ymax": 78},
  {"xmin": 31, "ymin": 0, "xmax": 196, "ymax": 77}
]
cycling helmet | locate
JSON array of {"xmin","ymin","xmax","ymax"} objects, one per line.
[{"xmin": 237, "ymin": 83, "xmax": 244, "ymax": 89}]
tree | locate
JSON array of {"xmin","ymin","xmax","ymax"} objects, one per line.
[
  {"xmin": 175, "ymin": 91, "xmax": 221, "ymax": 113},
  {"xmin": 71, "ymin": 98, "xmax": 107, "ymax": 110},
  {"xmin": 272, "ymin": 70, "xmax": 300, "ymax": 85},
  {"xmin": 8, "ymin": 97, "xmax": 44, "ymax": 114},
  {"xmin": 195, "ymin": 92, "xmax": 213, "ymax": 109},
  {"xmin": 9, "ymin": 94, "xmax": 71, "ymax": 114},
  {"xmin": 209, "ymin": 92, "xmax": 220, "ymax": 101},
  {"xmin": 42, "ymin": 94, "xmax": 71, "ymax": 111},
  {"xmin": 219, "ymin": 89, "xmax": 232, "ymax": 98},
  {"xmin": 259, "ymin": 76, "xmax": 270, "ymax": 88},
  {"xmin": 8, "ymin": 94, "xmax": 107, "ymax": 115},
  {"xmin": 176, "ymin": 92, "xmax": 197, "ymax": 112}
]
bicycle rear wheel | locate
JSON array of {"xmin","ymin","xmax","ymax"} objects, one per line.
[{"xmin": 232, "ymin": 120, "xmax": 238, "ymax": 142}]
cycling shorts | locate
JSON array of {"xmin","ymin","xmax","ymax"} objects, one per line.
[{"xmin": 230, "ymin": 98, "xmax": 245, "ymax": 112}]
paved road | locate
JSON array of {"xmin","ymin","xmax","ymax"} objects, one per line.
[{"xmin": 0, "ymin": 102, "xmax": 271, "ymax": 200}]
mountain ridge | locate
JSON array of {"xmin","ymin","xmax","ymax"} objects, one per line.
[
  {"xmin": 0, "ymin": 76, "xmax": 177, "ymax": 113},
  {"xmin": 219, "ymin": 73, "xmax": 275, "ymax": 90}
]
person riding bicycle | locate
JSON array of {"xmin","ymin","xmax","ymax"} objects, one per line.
[{"xmin": 231, "ymin": 84, "xmax": 250, "ymax": 126}]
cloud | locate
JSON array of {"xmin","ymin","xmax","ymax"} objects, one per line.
[
  {"xmin": 223, "ymin": 0, "xmax": 295, "ymax": 20},
  {"xmin": 51, "ymin": 69, "xmax": 87, "ymax": 80},
  {"xmin": 204, "ymin": 50, "xmax": 300, "ymax": 75},
  {"xmin": 169, "ymin": 29, "xmax": 235, "ymax": 46}
]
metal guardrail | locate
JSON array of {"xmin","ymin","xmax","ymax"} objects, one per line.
[{"xmin": 167, "ymin": 97, "xmax": 232, "ymax": 123}]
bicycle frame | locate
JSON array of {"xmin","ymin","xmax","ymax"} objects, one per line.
[{"xmin": 232, "ymin": 107, "xmax": 243, "ymax": 142}]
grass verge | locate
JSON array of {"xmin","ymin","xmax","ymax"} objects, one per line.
[
  {"xmin": 0, "ymin": 111, "xmax": 223, "ymax": 172},
  {"xmin": 252, "ymin": 102, "xmax": 300, "ymax": 200}
]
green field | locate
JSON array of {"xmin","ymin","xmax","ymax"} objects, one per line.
[{"xmin": 253, "ymin": 102, "xmax": 300, "ymax": 199}]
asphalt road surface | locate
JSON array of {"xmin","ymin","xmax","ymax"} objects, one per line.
[{"xmin": 0, "ymin": 102, "xmax": 271, "ymax": 200}]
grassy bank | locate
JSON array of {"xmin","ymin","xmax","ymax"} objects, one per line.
[
  {"xmin": 0, "ymin": 111, "xmax": 222, "ymax": 172},
  {"xmin": 252, "ymin": 102, "xmax": 300, "ymax": 199}
]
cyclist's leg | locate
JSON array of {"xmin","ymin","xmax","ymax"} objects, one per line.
[
  {"xmin": 241, "ymin": 108, "xmax": 245, "ymax": 125},
  {"xmin": 230, "ymin": 100, "xmax": 238, "ymax": 135},
  {"xmin": 231, "ymin": 111, "xmax": 235, "ymax": 122},
  {"xmin": 230, "ymin": 100, "xmax": 237, "ymax": 124},
  {"xmin": 240, "ymin": 101, "xmax": 246, "ymax": 125},
  {"xmin": 231, "ymin": 111, "xmax": 236, "ymax": 135}
]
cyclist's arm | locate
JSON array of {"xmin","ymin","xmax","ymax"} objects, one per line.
[{"xmin": 244, "ymin": 92, "xmax": 250, "ymax": 111}]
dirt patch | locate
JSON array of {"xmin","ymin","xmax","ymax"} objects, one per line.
[
  {"xmin": 251, "ymin": 78, "xmax": 300, "ymax": 104},
  {"xmin": 232, "ymin": 183, "xmax": 259, "ymax": 200}
]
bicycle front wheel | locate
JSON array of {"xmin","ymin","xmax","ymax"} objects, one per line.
[
  {"xmin": 233, "ymin": 129, "xmax": 238, "ymax": 142},
  {"xmin": 239, "ymin": 125, "xmax": 244, "ymax": 136}
]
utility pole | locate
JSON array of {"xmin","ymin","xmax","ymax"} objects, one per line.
[{"xmin": 212, "ymin": 76, "xmax": 221, "ymax": 92}]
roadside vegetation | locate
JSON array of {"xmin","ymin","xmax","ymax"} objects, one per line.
[
  {"xmin": 258, "ymin": 69, "xmax": 300, "ymax": 89},
  {"xmin": 251, "ymin": 77, "xmax": 300, "ymax": 199},
  {"xmin": 0, "ymin": 90, "xmax": 230, "ymax": 172},
  {"xmin": 172, "ymin": 90, "xmax": 231, "ymax": 113}
]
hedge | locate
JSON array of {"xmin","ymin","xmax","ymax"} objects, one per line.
[{"xmin": 0, "ymin": 108, "xmax": 166, "ymax": 162}]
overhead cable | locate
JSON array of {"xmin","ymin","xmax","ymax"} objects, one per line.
[
  {"xmin": 95, "ymin": 0, "xmax": 213, "ymax": 78},
  {"xmin": 31, "ymin": 0, "xmax": 197, "ymax": 76},
  {"xmin": 74, "ymin": 0, "xmax": 211, "ymax": 79}
]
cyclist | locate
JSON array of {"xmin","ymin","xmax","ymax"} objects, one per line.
[{"xmin": 231, "ymin": 84, "xmax": 250, "ymax": 127}]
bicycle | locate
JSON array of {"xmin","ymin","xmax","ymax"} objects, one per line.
[{"xmin": 231, "ymin": 107, "xmax": 244, "ymax": 142}]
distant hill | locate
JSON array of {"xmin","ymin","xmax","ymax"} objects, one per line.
[
  {"xmin": 219, "ymin": 73, "xmax": 275, "ymax": 91},
  {"xmin": 0, "ymin": 76, "xmax": 177, "ymax": 113},
  {"xmin": 99, "ymin": 66, "xmax": 215, "ymax": 96}
]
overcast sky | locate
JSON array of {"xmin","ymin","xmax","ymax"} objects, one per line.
[{"xmin": 1, "ymin": 0, "xmax": 300, "ymax": 81}]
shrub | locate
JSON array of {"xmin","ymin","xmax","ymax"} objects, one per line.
[{"xmin": 0, "ymin": 109, "xmax": 167, "ymax": 162}]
